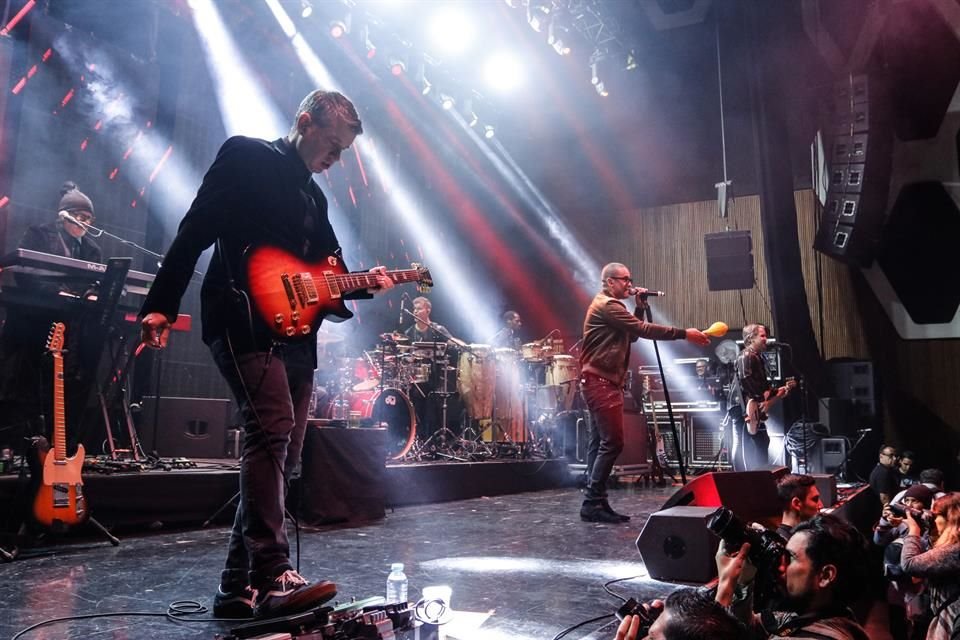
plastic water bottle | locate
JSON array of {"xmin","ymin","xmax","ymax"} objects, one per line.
[{"xmin": 386, "ymin": 563, "xmax": 408, "ymax": 604}]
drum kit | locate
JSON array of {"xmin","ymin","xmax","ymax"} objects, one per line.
[{"xmin": 310, "ymin": 329, "xmax": 581, "ymax": 462}]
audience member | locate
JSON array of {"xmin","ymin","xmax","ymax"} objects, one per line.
[
  {"xmin": 614, "ymin": 588, "xmax": 743, "ymax": 640},
  {"xmin": 899, "ymin": 451, "xmax": 919, "ymax": 487},
  {"xmin": 893, "ymin": 468, "xmax": 948, "ymax": 507},
  {"xmin": 870, "ymin": 445, "xmax": 902, "ymax": 506},
  {"xmin": 775, "ymin": 474, "xmax": 823, "ymax": 540},
  {"xmin": 716, "ymin": 514, "xmax": 871, "ymax": 640},
  {"xmin": 901, "ymin": 493, "xmax": 960, "ymax": 640}
]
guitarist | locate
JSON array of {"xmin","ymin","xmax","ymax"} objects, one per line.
[
  {"xmin": 140, "ymin": 90, "xmax": 393, "ymax": 619},
  {"xmin": 727, "ymin": 324, "xmax": 792, "ymax": 471}
]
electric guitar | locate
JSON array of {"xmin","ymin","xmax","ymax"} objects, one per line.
[
  {"xmin": 33, "ymin": 322, "xmax": 88, "ymax": 528},
  {"xmin": 642, "ymin": 375, "xmax": 673, "ymax": 483},
  {"xmin": 745, "ymin": 377, "xmax": 797, "ymax": 435},
  {"xmin": 245, "ymin": 246, "xmax": 433, "ymax": 340}
]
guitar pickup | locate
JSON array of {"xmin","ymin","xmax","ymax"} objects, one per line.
[
  {"xmin": 299, "ymin": 273, "xmax": 319, "ymax": 306},
  {"xmin": 280, "ymin": 273, "xmax": 297, "ymax": 310},
  {"xmin": 291, "ymin": 274, "xmax": 307, "ymax": 308},
  {"xmin": 323, "ymin": 270, "xmax": 342, "ymax": 300}
]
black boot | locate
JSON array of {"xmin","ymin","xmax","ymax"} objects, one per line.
[
  {"xmin": 600, "ymin": 499, "xmax": 631, "ymax": 522},
  {"xmin": 580, "ymin": 499, "xmax": 626, "ymax": 524}
]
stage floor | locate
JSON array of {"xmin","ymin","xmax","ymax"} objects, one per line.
[{"xmin": 0, "ymin": 485, "xmax": 682, "ymax": 640}]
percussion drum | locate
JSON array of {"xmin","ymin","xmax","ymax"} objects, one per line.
[
  {"xmin": 457, "ymin": 344, "xmax": 495, "ymax": 420},
  {"xmin": 491, "ymin": 348, "xmax": 525, "ymax": 442},
  {"xmin": 521, "ymin": 341, "xmax": 546, "ymax": 362},
  {"xmin": 410, "ymin": 363, "xmax": 433, "ymax": 384},
  {"xmin": 540, "ymin": 354, "xmax": 579, "ymax": 412}
]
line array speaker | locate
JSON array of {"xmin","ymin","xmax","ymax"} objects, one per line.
[{"xmin": 704, "ymin": 230, "xmax": 754, "ymax": 291}]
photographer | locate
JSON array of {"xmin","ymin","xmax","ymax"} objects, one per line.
[
  {"xmin": 613, "ymin": 588, "xmax": 743, "ymax": 640},
  {"xmin": 901, "ymin": 493, "xmax": 960, "ymax": 640},
  {"xmin": 715, "ymin": 514, "xmax": 871, "ymax": 640}
]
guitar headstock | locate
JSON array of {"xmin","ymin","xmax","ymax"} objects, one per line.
[
  {"xmin": 411, "ymin": 263, "xmax": 433, "ymax": 292},
  {"xmin": 46, "ymin": 322, "xmax": 66, "ymax": 355}
]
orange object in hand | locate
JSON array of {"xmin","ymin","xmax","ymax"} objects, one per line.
[{"xmin": 703, "ymin": 321, "xmax": 728, "ymax": 337}]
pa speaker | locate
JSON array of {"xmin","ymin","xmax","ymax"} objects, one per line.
[
  {"xmin": 704, "ymin": 230, "xmax": 754, "ymax": 291},
  {"xmin": 635, "ymin": 506, "xmax": 720, "ymax": 583},
  {"xmin": 619, "ymin": 408, "xmax": 649, "ymax": 466},
  {"xmin": 138, "ymin": 396, "xmax": 232, "ymax": 458},
  {"xmin": 660, "ymin": 470, "xmax": 781, "ymax": 524},
  {"xmin": 814, "ymin": 74, "xmax": 893, "ymax": 266}
]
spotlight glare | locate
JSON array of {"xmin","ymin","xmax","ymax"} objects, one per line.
[
  {"xmin": 300, "ymin": 0, "xmax": 312, "ymax": 18},
  {"xmin": 468, "ymin": 112, "xmax": 478, "ymax": 127},
  {"xmin": 390, "ymin": 58, "xmax": 405, "ymax": 76},
  {"xmin": 483, "ymin": 52, "xmax": 523, "ymax": 93},
  {"xmin": 595, "ymin": 81, "xmax": 608, "ymax": 97},
  {"xmin": 330, "ymin": 21, "xmax": 346, "ymax": 38},
  {"xmin": 429, "ymin": 8, "xmax": 474, "ymax": 55},
  {"xmin": 440, "ymin": 94, "xmax": 455, "ymax": 110},
  {"xmin": 421, "ymin": 78, "xmax": 432, "ymax": 95},
  {"xmin": 484, "ymin": 124, "xmax": 495, "ymax": 139}
]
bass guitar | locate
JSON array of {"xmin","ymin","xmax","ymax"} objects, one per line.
[
  {"xmin": 745, "ymin": 377, "xmax": 797, "ymax": 435},
  {"xmin": 33, "ymin": 322, "xmax": 88, "ymax": 528},
  {"xmin": 245, "ymin": 246, "xmax": 432, "ymax": 340}
]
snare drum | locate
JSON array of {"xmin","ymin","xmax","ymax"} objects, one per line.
[{"xmin": 457, "ymin": 344, "xmax": 494, "ymax": 420}]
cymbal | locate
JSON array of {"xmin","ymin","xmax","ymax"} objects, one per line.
[
  {"xmin": 316, "ymin": 330, "xmax": 344, "ymax": 344},
  {"xmin": 380, "ymin": 332, "xmax": 409, "ymax": 342}
]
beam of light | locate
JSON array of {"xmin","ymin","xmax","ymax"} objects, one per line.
[
  {"xmin": 0, "ymin": 0, "xmax": 36, "ymax": 37},
  {"xmin": 263, "ymin": 0, "xmax": 502, "ymax": 340},
  {"xmin": 483, "ymin": 52, "xmax": 524, "ymax": 93},
  {"xmin": 420, "ymin": 556, "xmax": 655, "ymax": 583},
  {"xmin": 428, "ymin": 7, "xmax": 474, "ymax": 56}
]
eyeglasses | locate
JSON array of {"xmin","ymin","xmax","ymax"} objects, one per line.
[
  {"xmin": 609, "ymin": 276, "xmax": 633, "ymax": 283},
  {"xmin": 71, "ymin": 211, "xmax": 94, "ymax": 223},
  {"xmin": 881, "ymin": 451, "xmax": 897, "ymax": 458}
]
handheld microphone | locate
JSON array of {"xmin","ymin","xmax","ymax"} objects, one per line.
[{"xmin": 627, "ymin": 287, "xmax": 666, "ymax": 297}]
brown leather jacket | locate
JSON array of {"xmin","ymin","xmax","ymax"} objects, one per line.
[{"xmin": 579, "ymin": 293, "xmax": 685, "ymax": 385}]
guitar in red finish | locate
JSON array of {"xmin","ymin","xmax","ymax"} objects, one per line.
[
  {"xmin": 245, "ymin": 246, "xmax": 433, "ymax": 340},
  {"xmin": 33, "ymin": 322, "xmax": 88, "ymax": 528}
]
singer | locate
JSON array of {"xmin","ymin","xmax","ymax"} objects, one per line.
[
  {"xmin": 139, "ymin": 90, "xmax": 393, "ymax": 619},
  {"xmin": 21, "ymin": 181, "xmax": 101, "ymax": 264},
  {"xmin": 578, "ymin": 263, "xmax": 709, "ymax": 523}
]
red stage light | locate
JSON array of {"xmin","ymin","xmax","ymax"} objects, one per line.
[
  {"xmin": 0, "ymin": 196, "xmax": 9, "ymax": 209},
  {"xmin": 1, "ymin": 0, "xmax": 36, "ymax": 37}
]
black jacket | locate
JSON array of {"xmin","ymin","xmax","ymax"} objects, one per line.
[
  {"xmin": 140, "ymin": 136, "xmax": 370, "ymax": 359},
  {"xmin": 20, "ymin": 221, "xmax": 102, "ymax": 262}
]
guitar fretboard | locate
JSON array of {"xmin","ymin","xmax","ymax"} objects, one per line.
[{"xmin": 334, "ymin": 269, "xmax": 423, "ymax": 293}]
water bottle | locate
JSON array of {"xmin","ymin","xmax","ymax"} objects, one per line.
[{"xmin": 385, "ymin": 562, "xmax": 408, "ymax": 604}]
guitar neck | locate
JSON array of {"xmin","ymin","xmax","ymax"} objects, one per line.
[
  {"xmin": 53, "ymin": 353, "xmax": 66, "ymax": 462},
  {"xmin": 334, "ymin": 269, "xmax": 422, "ymax": 294}
]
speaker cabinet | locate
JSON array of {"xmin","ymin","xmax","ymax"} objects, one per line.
[
  {"xmin": 814, "ymin": 74, "xmax": 893, "ymax": 265},
  {"xmin": 828, "ymin": 360, "xmax": 876, "ymax": 417},
  {"xmin": 636, "ymin": 506, "xmax": 720, "ymax": 583},
  {"xmin": 138, "ymin": 396, "xmax": 232, "ymax": 458},
  {"xmin": 619, "ymin": 408, "xmax": 649, "ymax": 466},
  {"xmin": 704, "ymin": 230, "xmax": 754, "ymax": 291},
  {"xmin": 660, "ymin": 470, "xmax": 781, "ymax": 524},
  {"xmin": 811, "ymin": 473, "xmax": 838, "ymax": 508},
  {"xmin": 809, "ymin": 437, "xmax": 848, "ymax": 476}
]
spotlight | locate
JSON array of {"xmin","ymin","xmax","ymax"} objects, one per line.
[
  {"xmin": 440, "ymin": 93, "xmax": 455, "ymax": 110},
  {"xmin": 590, "ymin": 61, "xmax": 599, "ymax": 85},
  {"xmin": 484, "ymin": 125, "xmax": 495, "ymax": 139},
  {"xmin": 390, "ymin": 58, "xmax": 406, "ymax": 76},
  {"xmin": 468, "ymin": 112, "xmax": 479, "ymax": 127},
  {"xmin": 483, "ymin": 52, "xmax": 524, "ymax": 93},
  {"xmin": 526, "ymin": 2, "xmax": 550, "ymax": 32},
  {"xmin": 595, "ymin": 81, "xmax": 608, "ymax": 97},
  {"xmin": 429, "ymin": 8, "xmax": 474, "ymax": 55},
  {"xmin": 421, "ymin": 77, "xmax": 432, "ymax": 95},
  {"xmin": 300, "ymin": 0, "xmax": 313, "ymax": 18},
  {"xmin": 462, "ymin": 98, "xmax": 478, "ymax": 127},
  {"xmin": 547, "ymin": 20, "xmax": 571, "ymax": 56},
  {"xmin": 329, "ymin": 12, "xmax": 350, "ymax": 38},
  {"xmin": 625, "ymin": 49, "xmax": 638, "ymax": 71},
  {"xmin": 362, "ymin": 25, "xmax": 376, "ymax": 59}
]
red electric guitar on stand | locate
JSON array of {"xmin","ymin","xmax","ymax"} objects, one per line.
[{"xmin": 245, "ymin": 246, "xmax": 432, "ymax": 340}]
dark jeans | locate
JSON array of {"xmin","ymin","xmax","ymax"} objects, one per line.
[
  {"xmin": 210, "ymin": 338, "xmax": 314, "ymax": 589},
  {"xmin": 728, "ymin": 405, "xmax": 770, "ymax": 471},
  {"xmin": 580, "ymin": 373, "xmax": 624, "ymax": 501}
]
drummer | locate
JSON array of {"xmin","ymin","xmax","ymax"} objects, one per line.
[
  {"xmin": 490, "ymin": 310, "xmax": 523, "ymax": 350},
  {"xmin": 404, "ymin": 296, "xmax": 449, "ymax": 343}
]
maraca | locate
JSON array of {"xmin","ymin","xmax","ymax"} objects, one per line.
[{"xmin": 703, "ymin": 321, "xmax": 728, "ymax": 337}]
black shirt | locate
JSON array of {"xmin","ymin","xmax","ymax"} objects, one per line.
[
  {"xmin": 728, "ymin": 347, "xmax": 770, "ymax": 409},
  {"xmin": 404, "ymin": 323, "xmax": 448, "ymax": 344},
  {"xmin": 869, "ymin": 464, "xmax": 901, "ymax": 502},
  {"xmin": 140, "ymin": 136, "xmax": 370, "ymax": 361}
]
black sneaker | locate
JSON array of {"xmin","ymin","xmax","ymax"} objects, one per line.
[
  {"xmin": 253, "ymin": 570, "xmax": 337, "ymax": 618},
  {"xmin": 213, "ymin": 584, "xmax": 256, "ymax": 619},
  {"xmin": 580, "ymin": 503, "xmax": 627, "ymax": 524},
  {"xmin": 601, "ymin": 500, "xmax": 631, "ymax": 522}
]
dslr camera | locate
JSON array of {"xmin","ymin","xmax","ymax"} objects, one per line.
[
  {"xmin": 887, "ymin": 503, "xmax": 935, "ymax": 530},
  {"xmin": 707, "ymin": 507, "xmax": 788, "ymax": 609}
]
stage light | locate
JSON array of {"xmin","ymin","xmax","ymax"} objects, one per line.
[
  {"xmin": 526, "ymin": 2, "xmax": 550, "ymax": 32},
  {"xmin": 361, "ymin": 24, "xmax": 376, "ymax": 59},
  {"xmin": 483, "ymin": 52, "xmax": 523, "ymax": 93},
  {"xmin": 300, "ymin": 0, "xmax": 312, "ymax": 18},
  {"xmin": 590, "ymin": 61, "xmax": 599, "ymax": 85},
  {"xmin": 440, "ymin": 93, "xmax": 455, "ymax": 110},
  {"xmin": 484, "ymin": 125, "xmax": 495, "ymax": 139},
  {"xmin": 625, "ymin": 50, "xmax": 638, "ymax": 71},
  {"xmin": 429, "ymin": 7, "xmax": 474, "ymax": 55},
  {"xmin": 547, "ymin": 20, "xmax": 570, "ymax": 56},
  {"xmin": 329, "ymin": 13, "xmax": 350, "ymax": 38},
  {"xmin": 390, "ymin": 57, "xmax": 406, "ymax": 76},
  {"xmin": 595, "ymin": 81, "xmax": 608, "ymax": 97},
  {"xmin": 421, "ymin": 77, "xmax": 432, "ymax": 95},
  {"xmin": 468, "ymin": 112, "xmax": 479, "ymax": 127}
]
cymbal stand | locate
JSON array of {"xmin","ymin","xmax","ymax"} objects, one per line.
[{"xmin": 419, "ymin": 346, "xmax": 469, "ymax": 461}]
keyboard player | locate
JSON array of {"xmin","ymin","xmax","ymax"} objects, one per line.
[{"xmin": 0, "ymin": 181, "xmax": 101, "ymax": 451}]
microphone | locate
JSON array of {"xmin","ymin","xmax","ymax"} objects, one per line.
[
  {"xmin": 627, "ymin": 287, "xmax": 665, "ymax": 297},
  {"xmin": 58, "ymin": 210, "xmax": 86, "ymax": 227}
]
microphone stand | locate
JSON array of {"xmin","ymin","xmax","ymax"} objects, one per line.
[
  {"xmin": 638, "ymin": 295, "xmax": 687, "ymax": 485},
  {"xmin": 72, "ymin": 217, "xmax": 203, "ymax": 277}
]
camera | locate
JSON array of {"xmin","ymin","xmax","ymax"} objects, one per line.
[
  {"xmin": 615, "ymin": 598, "xmax": 654, "ymax": 635},
  {"xmin": 887, "ymin": 503, "xmax": 934, "ymax": 529},
  {"xmin": 707, "ymin": 507, "xmax": 788, "ymax": 609}
]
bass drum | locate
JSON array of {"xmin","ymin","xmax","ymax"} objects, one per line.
[{"xmin": 360, "ymin": 387, "xmax": 417, "ymax": 460}]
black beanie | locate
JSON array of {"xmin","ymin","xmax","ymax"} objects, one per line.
[{"xmin": 58, "ymin": 181, "xmax": 94, "ymax": 216}]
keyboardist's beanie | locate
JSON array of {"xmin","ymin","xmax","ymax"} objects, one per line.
[{"xmin": 58, "ymin": 181, "xmax": 94, "ymax": 216}]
